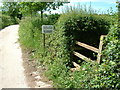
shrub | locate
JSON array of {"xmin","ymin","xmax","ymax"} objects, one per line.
[
  {"xmin": 44, "ymin": 11, "xmax": 111, "ymax": 88},
  {"xmin": 19, "ymin": 16, "xmax": 51, "ymax": 64},
  {"xmin": 19, "ymin": 17, "xmax": 40, "ymax": 49},
  {"xmin": 90, "ymin": 14, "xmax": 120, "ymax": 88},
  {"xmin": 0, "ymin": 14, "xmax": 19, "ymax": 29},
  {"xmin": 45, "ymin": 11, "xmax": 110, "ymax": 65},
  {"xmin": 19, "ymin": 10, "xmax": 114, "ymax": 88},
  {"xmin": 45, "ymin": 13, "xmax": 60, "ymax": 24}
]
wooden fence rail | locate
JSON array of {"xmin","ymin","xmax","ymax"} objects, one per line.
[
  {"xmin": 76, "ymin": 41, "xmax": 99, "ymax": 53},
  {"xmin": 73, "ymin": 51, "xmax": 94, "ymax": 63},
  {"xmin": 73, "ymin": 35, "xmax": 106, "ymax": 64}
]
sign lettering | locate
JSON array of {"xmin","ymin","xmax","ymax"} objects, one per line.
[{"xmin": 42, "ymin": 25, "xmax": 54, "ymax": 33}]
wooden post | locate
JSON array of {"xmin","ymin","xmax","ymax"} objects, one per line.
[
  {"xmin": 41, "ymin": 10, "xmax": 45, "ymax": 54},
  {"xmin": 43, "ymin": 33, "xmax": 45, "ymax": 53},
  {"xmin": 97, "ymin": 35, "xmax": 106, "ymax": 64}
]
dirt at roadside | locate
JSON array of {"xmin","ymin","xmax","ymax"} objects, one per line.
[{"xmin": 21, "ymin": 48, "xmax": 53, "ymax": 88}]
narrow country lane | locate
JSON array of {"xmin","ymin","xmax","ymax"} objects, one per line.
[{"xmin": 0, "ymin": 25, "xmax": 28, "ymax": 88}]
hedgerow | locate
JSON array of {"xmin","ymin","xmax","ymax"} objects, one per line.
[
  {"xmin": 19, "ymin": 11, "xmax": 118, "ymax": 88},
  {"xmin": 46, "ymin": 13, "xmax": 61, "ymax": 24},
  {"xmin": 89, "ymin": 14, "xmax": 120, "ymax": 88},
  {"xmin": 43, "ymin": 11, "xmax": 111, "ymax": 88},
  {"xmin": 19, "ymin": 17, "xmax": 49, "ymax": 49},
  {"xmin": 0, "ymin": 14, "xmax": 19, "ymax": 29}
]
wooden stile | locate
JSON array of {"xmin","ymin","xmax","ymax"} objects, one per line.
[
  {"xmin": 97, "ymin": 35, "xmax": 106, "ymax": 64},
  {"xmin": 76, "ymin": 41, "xmax": 99, "ymax": 53},
  {"xmin": 73, "ymin": 35, "xmax": 106, "ymax": 64},
  {"xmin": 73, "ymin": 51, "xmax": 94, "ymax": 63}
]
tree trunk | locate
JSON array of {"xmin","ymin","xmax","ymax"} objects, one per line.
[
  {"xmin": 41, "ymin": 10, "xmax": 43, "ymax": 22},
  {"xmin": 29, "ymin": 5, "xmax": 32, "ymax": 17}
]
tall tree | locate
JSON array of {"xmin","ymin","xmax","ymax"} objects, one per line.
[
  {"xmin": 2, "ymin": 2, "xmax": 20, "ymax": 19},
  {"xmin": 19, "ymin": 1, "xmax": 69, "ymax": 19},
  {"xmin": 2, "ymin": 2, "xmax": 23, "ymax": 20},
  {"xmin": 2, "ymin": 0, "xmax": 69, "ymax": 20}
]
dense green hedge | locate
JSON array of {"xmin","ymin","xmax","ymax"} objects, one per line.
[
  {"xmin": 45, "ymin": 12, "xmax": 110, "ymax": 63},
  {"xmin": 19, "ymin": 12, "xmax": 118, "ymax": 88},
  {"xmin": 45, "ymin": 13, "xmax": 60, "ymax": 24},
  {"xmin": 62, "ymin": 13, "xmax": 110, "ymax": 61},
  {"xmin": 90, "ymin": 15, "xmax": 120, "ymax": 88},
  {"xmin": 44, "ymin": 12, "xmax": 111, "ymax": 88},
  {"xmin": 19, "ymin": 17, "xmax": 50, "ymax": 52},
  {"xmin": 0, "ymin": 14, "xmax": 19, "ymax": 29}
]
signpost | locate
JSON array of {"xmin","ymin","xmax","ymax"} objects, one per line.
[
  {"xmin": 42, "ymin": 25, "xmax": 54, "ymax": 34},
  {"xmin": 42, "ymin": 25, "xmax": 54, "ymax": 54}
]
